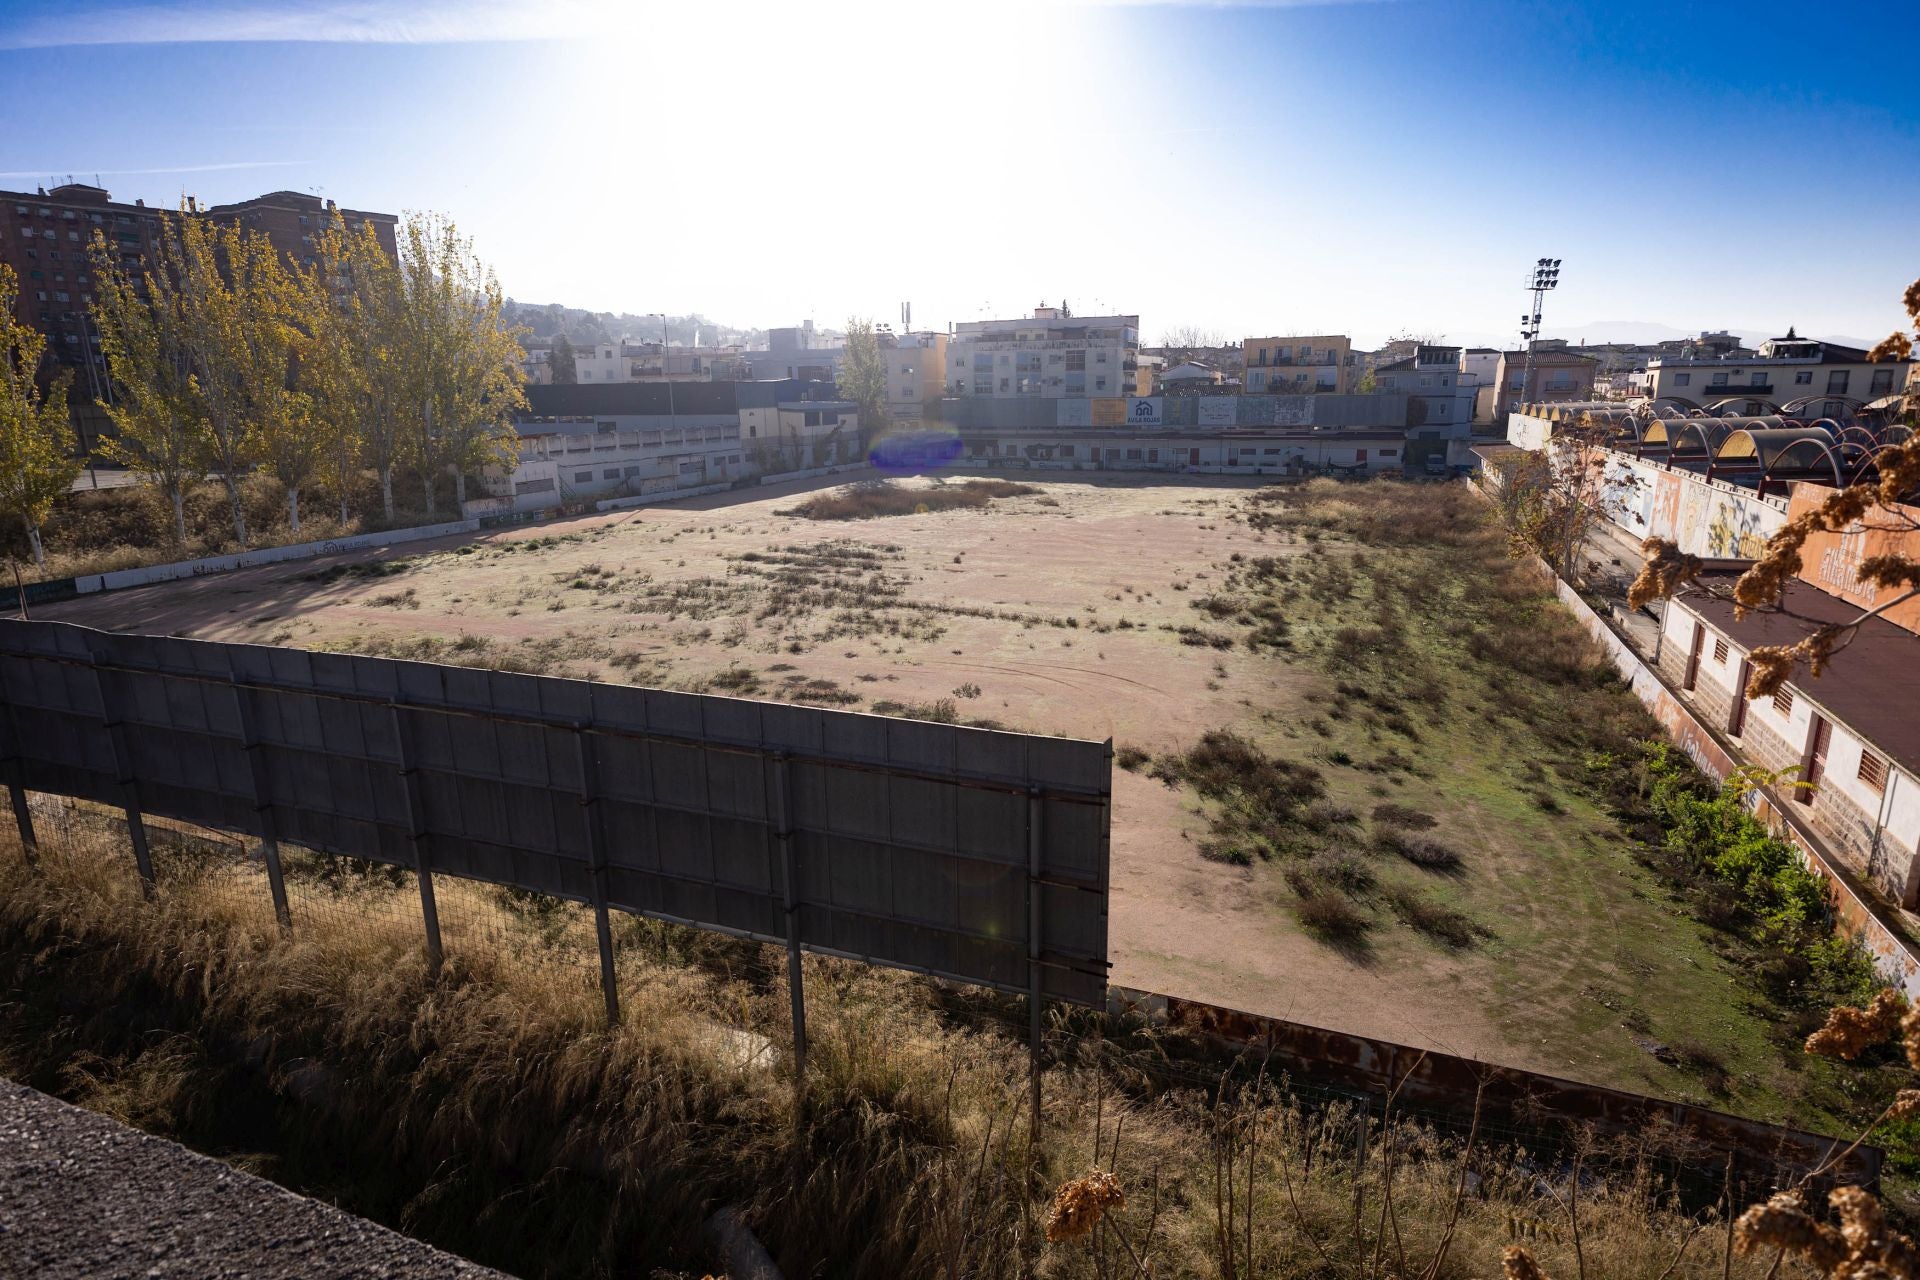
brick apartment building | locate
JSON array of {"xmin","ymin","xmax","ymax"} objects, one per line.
[
  {"xmin": 199, "ymin": 189, "xmax": 398, "ymax": 271},
  {"xmin": 0, "ymin": 183, "xmax": 165, "ymax": 449},
  {"xmin": 0, "ymin": 183, "xmax": 396, "ymax": 453}
]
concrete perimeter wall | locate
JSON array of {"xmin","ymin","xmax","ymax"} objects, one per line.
[
  {"xmin": 0, "ymin": 519, "xmax": 483, "ymax": 612},
  {"xmin": 1109, "ymin": 985, "xmax": 1877, "ymax": 1185}
]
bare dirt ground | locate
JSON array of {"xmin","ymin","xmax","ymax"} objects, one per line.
[{"xmin": 30, "ymin": 473, "xmax": 1709, "ymax": 1087}]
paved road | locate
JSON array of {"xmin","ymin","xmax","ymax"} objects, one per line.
[
  {"xmin": 0, "ymin": 1080, "xmax": 512, "ymax": 1279},
  {"xmin": 68, "ymin": 467, "xmax": 148, "ymax": 492}
]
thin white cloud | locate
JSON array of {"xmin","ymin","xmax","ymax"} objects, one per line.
[
  {"xmin": 2, "ymin": 1, "xmax": 592, "ymax": 47},
  {"xmin": 0, "ymin": 0, "xmax": 1387, "ymax": 49},
  {"xmin": 0, "ymin": 160, "xmax": 308, "ymax": 179}
]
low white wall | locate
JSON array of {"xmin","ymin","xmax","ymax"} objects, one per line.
[
  {"xmin": 758, "ymin": 462, "xmax": 872, "ymax": 487},
  {"xmin": 594, "ymin": 481, "xmax": 737, "ymax": 512},
  {"xmin": 75, "ymin": 519, "xmax": 482, "ymax": 595}
]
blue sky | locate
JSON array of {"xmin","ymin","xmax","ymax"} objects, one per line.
[{"xmin": 1, "ymin": 0, "xmax": 1914, "ymax": 348}]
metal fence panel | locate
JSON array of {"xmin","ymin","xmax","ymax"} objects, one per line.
[{"xmin": 0, "ymin": 620, "xmax": 1111, "ymax": 1005}]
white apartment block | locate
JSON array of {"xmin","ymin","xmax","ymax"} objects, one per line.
[
  {"xmin": 1639, "ymin": 333, "xmax": 1905, "ymax": 416},
  {"xmin": 575, "ymin": 342, "xmax": 742, "ymax": 383},
  {"xmin": 950, "ymin": 307, "xmax": 1139, "ymax": 398}
]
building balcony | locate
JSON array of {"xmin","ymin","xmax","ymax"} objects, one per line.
[{"xmin": 1702, "ymin": 384, "xmax": 1774, "ymax": 397}]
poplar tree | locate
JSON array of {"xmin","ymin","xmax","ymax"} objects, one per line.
[
  {"xmin": 395, "ymin": 214, "xmax": 526, "ymax": 517},
  {"xmin": 0, "ymin": 265, "xmax": 82, "ymax": 567},
  {"xmin": 88, "ymin": 229, "xmax": 205, "ymax": 545},
  {"xmin": 168, "ymin": 213, "xmax": 269, "ymax": 544},
  {"xmin": 225, "ymin": 229, "xmax": 316, "ymax": 535},
  {"xmin": 308, "ymin": 216, "xmax": 409, "ymax": 522},
  {"xmin": 837, "ymin": 317, "xmax": 888, "ymax": 457}
]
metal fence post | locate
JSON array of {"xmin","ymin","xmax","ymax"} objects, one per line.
[
  {"xmin": 1027, "ymin": 784, "xmax": 1045, "ymax": 1149},
  {"xmin": 228, "ymin": 671, "xmax": 291, "ymax": 931},
  {"xmin": 7, "ymin": 781, "xmax": 35, "ymax": 867},
  {"xmin": 0, "ymin": 690, "xmax": 37, "ymax": 867},
  {"xmin": 88, "ymin": 657, "xmax": 154, "ymax": 895},
  {"xmin": 769, "ymin": 752, "xmax": 807, "ymax": 1089},
  {"xmin": 388, "ymin": 701, "xmax": 442, "ymax": 970},
  {"xmin": 572, "ymin": 726, "xmax": 620, "ymax": 1027}
]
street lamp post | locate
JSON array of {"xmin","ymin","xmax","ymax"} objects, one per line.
[{"xmin": 1518, "ymin": 257, "xmax": 1560, "ymax": 414}]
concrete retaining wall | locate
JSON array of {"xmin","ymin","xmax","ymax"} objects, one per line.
[
  {"xmin": 0, "ymin": 520, "xmax": 485, "ymax": 612},
  {"xmin": 757, "ymin": 462, "xmax": 872, "ymax": 487},
  {"xmin": 1109, "ymin": 985, "xmax": 1879, "ymax": 1186}
]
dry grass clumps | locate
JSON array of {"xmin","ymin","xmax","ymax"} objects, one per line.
[
  {"xmin": 1376, "ymin": 827, "xmax": 1464, "ymax": 872},
  {"xmin": 0, "ymin": 805, "xmax": 1808, "ymax": 1279},
  {"xmin": 779, "ymin": 479, "xmax": 1041, "ymax": 521}
]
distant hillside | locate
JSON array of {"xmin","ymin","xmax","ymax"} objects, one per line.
[{"xmin": 503, "ymin": 300, "xmax": 765, "ymax": 350}]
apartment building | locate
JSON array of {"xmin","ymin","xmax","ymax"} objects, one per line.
[
  {"xmin": 200, "ymin": 189, "xmax": 398, "ymax": 269},
  {"xmin": 1492, "ymin": 348, "xmax": 1598, "ymax": 415},
  {"xmin": 949, "ymin": 306, "xmax": 1139, "ymax": 398},
  {"xmin": 878, "ymin": 330, "xmax": 948, "ymax": 423},
  {"xmin": 1639, "ymin": 332, "xmax": 1904, "ymax": 416},
  {"xmin": 1241, "ymin": 335, "xmax": 1353, "ymax": 394},
  {"xmin": 574, "ymin": 341, "xmax": 746, "ymax": 383},
  {"xmin": 0, "ymin": 184, "xmax": 154, "ymax": 421},
  {"xmin": 1373, "ymin": 345, "xmax": 1477, "ymax": 432},
  {"xmin": 1, "ymin": 182, "xmax": 398, "ymax": 452}
]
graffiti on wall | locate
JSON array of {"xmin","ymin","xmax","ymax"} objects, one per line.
[{"xmin": 1787, "ymin": 483, "xmax": 1920, "ymax": 636}]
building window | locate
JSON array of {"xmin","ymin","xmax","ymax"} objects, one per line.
[
  {"xmin": 603, "ymin": 468, "xmax": 620, "ymax": 479},
  {"xmin": 1713, "ymin": 637, "xmax": 1728, "ymax": 664},
  {"xmin": 1871, "ymin": 369, "xmax": 1895, "ymax": 396},
  {"xmin": 1794, "ymin": 371, "xmax": 1812, "ymax": 384},
  {"xmin": 1711, "ymin": 373, "xmax": 1728, "ymax": 386},
  {"xmin": 574, "ymin": 471, "xmax": 593, "ymax": 483},
  {"xmin": 1772, "ymin": 687, "xmax": 1793, "ymax": 717},
  {"xmin": 1858, "ymin": 750, "xmax": 1887, "ymax": 792},
  {"xmin": 1674, "ymin": 373, "xmax": 1691, "ymax": 386},
  {"xmin": 1827, "ymin": 370, "xmax": 1850, "ymax": 394}
]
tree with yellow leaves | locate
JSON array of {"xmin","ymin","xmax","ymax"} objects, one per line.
[
  {"xmin": 0, "ymin": 264, "xmax": 82, "ymax": 568},
  {"xmin": 163, "ymin": 211, "xmax": 293, "ymax": 545},
  {"xmin": 305, "ymin": 214, "xmax": 407, "ymax": 523},
  {"xmin": 392, "ymin": 213, "xmax": 526, "ymax": 518},
  {"xmin": 1631, "ymin": 275, "xmax": 1920, "ymax": 700},
  {"xmin": 88, "ymin": 226, "xmax": 207, "ymax": 547}
]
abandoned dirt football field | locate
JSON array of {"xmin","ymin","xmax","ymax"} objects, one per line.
[{"xmin": 35, "ymin": 470, "xmax": 1813, "ymax": 1118}]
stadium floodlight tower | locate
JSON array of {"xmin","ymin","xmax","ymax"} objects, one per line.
[{"xmin": 1518, "ymin": 257, "xmax": 1560, "ymax": 416}]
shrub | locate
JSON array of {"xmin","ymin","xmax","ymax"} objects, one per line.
[
  {"xmin": 1377, "ymin": 828, "xmax": 1463, "ymax": 872},
  {"xmin": 1114, "ymin": 745, "xmax": 1151, "ymax": 772},
  {"xmin": 1370, "ymin": 803, "xmax": 1437, "ymax": 831},
  {"xmin": 1385, "ymin": 887, "xmax": 1480, "ymax": 949},
  {"xmin": 1308, "ymin": 850, "xmax": 1376, "ymax": 895},
  {"xmin": 779, "ymin": 480, "xmax": 1040, "ymax": 521},
  {"xmin": 1293, "ymin": 887, "xmax": 1373, "ymax": 945}
]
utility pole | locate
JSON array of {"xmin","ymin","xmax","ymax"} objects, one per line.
[{"xmin": 1518, "ymin": 258, "xmax": 1561, "ymax": 415}]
